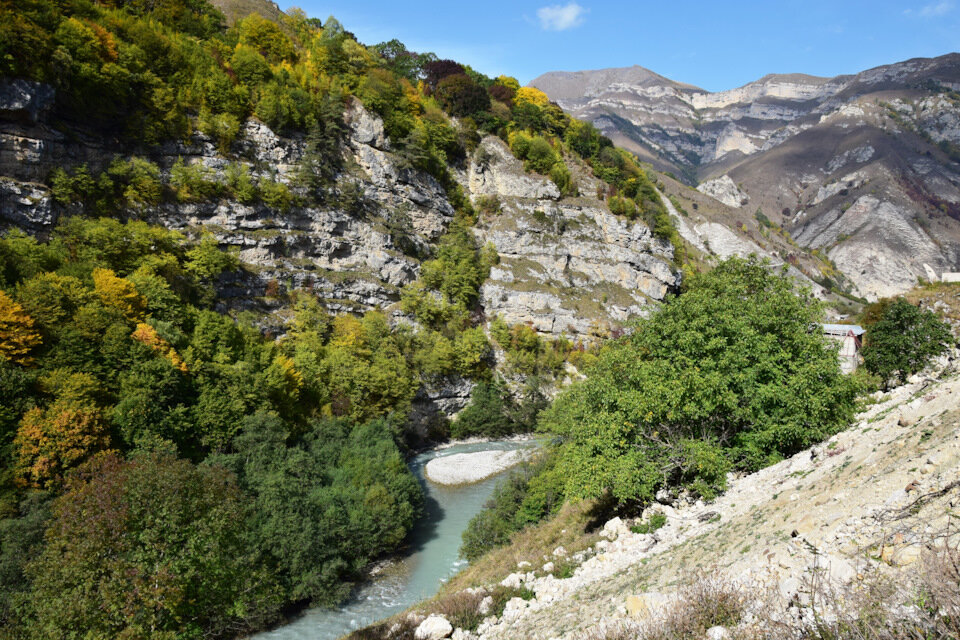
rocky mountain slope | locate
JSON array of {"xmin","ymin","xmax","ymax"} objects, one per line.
[
  {"xmin": 395, "ymin": 348, "xmax": 960, "ymax": 640},
  {"xmin": 0, "ymin": 82, "xmax": 676, "ymax": 336},
  {"xmin": 532, "ymin": 55, "xmax": 960, "ymax": 300},
  {"xmin": 0, "ymin": 75, "xmax": 677, "ymax": 431}
]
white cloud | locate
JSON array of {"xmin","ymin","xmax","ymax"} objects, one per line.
[
  {"xmin": 536, "ymin": 3, "xmax": 587, "ymax": 31},
  {"xmin": 919, "ymin": 1, "xmax": 954, "ymax": 17}
]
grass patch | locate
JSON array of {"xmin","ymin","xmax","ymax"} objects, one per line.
[{"xmin": 441, "ymin": 500, "xmax": 603, "ymax": 595}]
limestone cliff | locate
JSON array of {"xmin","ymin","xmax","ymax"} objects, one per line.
[{"xmin": 0, "ymin": 79, "xmax": 678, "ymax": 423}]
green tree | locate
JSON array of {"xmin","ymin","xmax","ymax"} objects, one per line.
[
  {"xmin": 543, "ymin": 257, "xmax": 861, "ymax": 503},
  {"xmin": 862, "ymin": 298, "xmax": 953, "ymax": 385},
  {"xmin": 24, "ymin": 454, "xmax": 271, "ymax": 639},
  {"xmin": 217, "ymin": 413, "xmax": 421, "ymax": 605},
  {"xmin": 450, "ymin": 380, "xmax": 517, "ymax": 439}
]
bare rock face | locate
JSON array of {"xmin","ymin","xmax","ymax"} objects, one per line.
[
  {"xmin": 469, "ymin": 137, "xmax": 560, "ymax": 200},
  {"xmin": 0, "ymin": 80, "xmax": 54, "ymax": 124},
  {"xmin": 408, "ymin": 377, "xmax": 476, "ymax": 443},
  {"xmin": 795, "ymin": 195, "xmax": 951, "ymax": 299},
  {"xmin": 0, "ymin": 177, "xmax": 53, "ymax": 229},
  {"xmin": 696, "ymin": 175, "xmax": 748, "ymax": 209},
  {"xmin": 466, "ymin": 137, "xmax": 677, "ymax": 340}
]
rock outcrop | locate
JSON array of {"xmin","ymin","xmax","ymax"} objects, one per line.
[
  {"xmin": 467, "ymin": 137, "xmax": 677, "ymax": 339},
  {"xmin": 696, "ymin": 175, "xmax": 748, "ymax": 209}
]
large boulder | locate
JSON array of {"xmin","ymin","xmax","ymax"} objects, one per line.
[{"xmin": 414, "ymin": 614, "xmax": 453, "ymax": 640}]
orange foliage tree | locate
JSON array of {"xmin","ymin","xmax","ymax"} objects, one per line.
[
  {"xmin": 0, "ymin": 290, "xmax": 42, "ymax": 364},
  {"xmin": 131, "ymin": 322, "xmax": 188, "ymax": 372}
]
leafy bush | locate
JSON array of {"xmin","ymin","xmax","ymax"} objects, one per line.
[
  {"xmin": 630, "ymin": 512, "xmax": 667, "ymax": 534},
  {"xmin": 170, "ymin": 158, "xmax": 222, "ymax": 203},
  {"xmin": 862, "ymin": 298, "xmax": 953, "ymax": 385},
  {"xmin": 543, "ymin": 257, "xmax": 861, "ymax": 504},
  {"xmin": 460, "ymin": 454, "xmax": 565, "ymax": 561}
]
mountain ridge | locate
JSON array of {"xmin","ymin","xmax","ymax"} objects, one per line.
[{"xmin": 531, "ymin": 52, "xmax": 960, "ymax": 300}]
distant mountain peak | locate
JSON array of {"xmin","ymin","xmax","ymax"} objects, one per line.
[{"xmin": 530, "ymin": 52, "xmax": 960, "ymax": 301}]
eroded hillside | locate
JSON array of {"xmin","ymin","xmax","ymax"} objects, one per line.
[{"xmin": 532, "ymin": 55, "xmax": 960, "ymax": 300}]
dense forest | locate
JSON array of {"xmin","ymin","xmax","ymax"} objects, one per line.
[{"xmin": 0, "ymin": 0, "xmax": 683, "ymax": 637}]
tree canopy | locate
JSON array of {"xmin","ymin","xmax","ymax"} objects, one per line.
[
  {"xmin": 542, "ymin": 257, "xmax": 862, "ymax": 503},
  {"xmin": 862, "ymin": 297, "xmax": 953, "ymax": 385}
]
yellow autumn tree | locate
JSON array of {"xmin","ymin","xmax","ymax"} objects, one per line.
[
  {"xmin": 92, "ymin": 268, "xmax": 147, "ymax": 321},
  {"xmin": 514, "ymin": 86, "xmax": 550, "ymax": 108},
  {"xmin": 0, "ymin": 290, "xmax": 42, "ymax": 365},
  {"xmin": 131, "ymin": 323, "xmax": 188, "ymax": 372},
  {"xmin": 14, "ymin": 401, "xmax": 112, "ymax": 489},
  {"xmin": 495, "ymin": 75, "xmax": 521, "ymax": 91},
  {"xmin": 330, "ymin": 315, "xmax": 368, "ymax": 352}
]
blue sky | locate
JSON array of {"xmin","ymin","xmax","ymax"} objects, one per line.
[{"xmin": 278, "ymin": 1, "xmax": 960, "ymax": 91}]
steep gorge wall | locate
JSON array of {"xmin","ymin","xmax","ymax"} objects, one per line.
[{"xmin": 0, "ymin": 79, "xmax": 678, "ymax": 422}]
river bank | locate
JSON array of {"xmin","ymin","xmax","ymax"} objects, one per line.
[{"xmin": 250, "ymin": 439, "xmax": 539, "ymax": 640}]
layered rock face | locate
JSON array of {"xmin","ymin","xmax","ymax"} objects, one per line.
[
  {"xmin": 0, "ymin": 81, "xmax": 677, "ymax": 335},
  {"xmin": 0, "ymin": 88, "xmax": 454, "ymax": 314},
  {"xmin": 532, "ymin": 54, "xmax": 960, "ymax": 300},
  {"xmin": 465, "ymin": 137, "xmax": 677, "ymax": 338}
]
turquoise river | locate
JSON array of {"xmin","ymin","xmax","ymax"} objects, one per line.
[{"xmin": 251, "ymin": 439, "xmax": 534, "ymax": 640}]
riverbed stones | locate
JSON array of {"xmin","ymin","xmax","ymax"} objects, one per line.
[
  {"xmin": 415, "ymin": 614, "xmax": 453, "ymax": 640},
  {"xmin": 425, "ymin": 449, "xmax": 528, "ymax": 485}
]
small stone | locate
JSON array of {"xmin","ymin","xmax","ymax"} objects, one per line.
[
  {"xmin": 517, "ymin": 561, "xmax": 532, "ymax": 570},
  {"xmin": 626, "ymin": 593, "xmax": 668, "ymax": 619},
  {"xmin": 552, "ymin": 546, "xmax": 568, "ymax": 558},
  {"xmin": 706, "ymin": 626, "xmax": 730, "ymax": 640},
  {"xmin": 499, "ymin": 572, "xmax": 524, "ymax": 589},
  {"xmin": 542, "ymin": 562, "xmax": 555, "ymax": 573},
  {"xmin": 601, "ymin": 517, "xmax": 630, "ymax": 540},
  {"xmin": 880, "ymin": 545, "xmax": 895, "ymax": 564},
  {"xmin": 477, "ymin": 596, "xmax": 494, "ymax": 616},
  {"xmin": 894, "ymin": 545, "xmax": 923, "ymax": 566},
  {"xmin": 415, "ymin": 615, "xmax": 453, "ymax": 640},
  {"xmin": 826, "ymin": 557, "xmax": 857, "ymax": 584}
]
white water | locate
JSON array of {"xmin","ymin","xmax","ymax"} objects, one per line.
[{"xmin": 250, "ymin": 439, "xmax": 534, "ymax": 640}]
